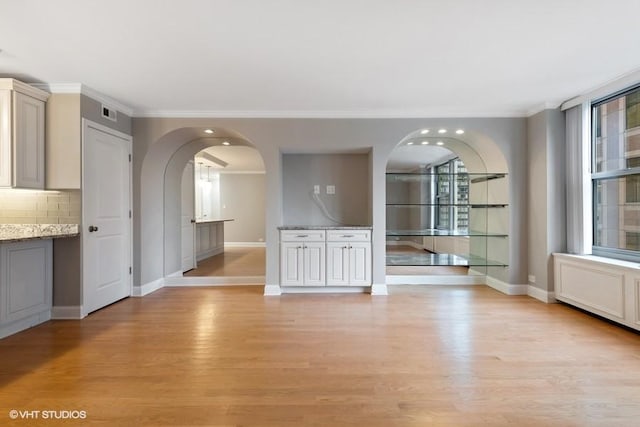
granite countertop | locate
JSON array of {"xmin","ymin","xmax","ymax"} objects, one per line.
[
  {"xmin": 195, "ymin": 219, "xmax": 234, "ymax": 224},
  {"xmin": 278, "ymin": 225, "xmax": 373, "ymax": 230},
  {"xmin": 0, "ymin": 224, "xmax": 80, "ymax": 243}
]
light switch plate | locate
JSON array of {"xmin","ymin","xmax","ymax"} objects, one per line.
[{"xmin": 326, "ymin": 185, "xmax": 335, "ymax": 194}]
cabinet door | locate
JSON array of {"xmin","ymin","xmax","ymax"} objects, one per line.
[
  {"xmin": 13, "ymin": 92, "xmax": 45, "ymax": 189},
  {"xmin": 326, "ymin": 242, "xmax": 349, "ymax": 286},
  {"xmin": 349, "ymin": 242, "xmax": 371, "ymax": 286},
  {"xmin": 280, "ymin": 242, "xmax": 303, "ymax": 286},
  {"xmin": 0, "ymin": 90, "xmax": 11, "ymax": 187},
  {"xmin": 0, "ymin": 240, "xmax": 52, "ymax": 324},
  {"xmin": 303, "ymin": 242, "xmax": 325, "ymax": 286}
]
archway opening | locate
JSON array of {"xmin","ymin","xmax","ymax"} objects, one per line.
[
  {"xmin": 385, "ymin": 128, "xmax": 509, "ymax": 284},
  {"xmin": 148, "ymin": 127, "xmax": 266, "ymax": 285}
]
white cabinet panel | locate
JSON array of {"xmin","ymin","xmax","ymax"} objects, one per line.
[
  {"xmin": 0, "ymin": 79, "xmax": 48, "ymax": 189},
  {"xmin": 349, "ymin": 242, "xmax": 371, "ymax": 286},
  {"xmin": 281, "ymin": 242, "xmax": 303, "ymax": 286},
  {"xmin": 327, "ymin": 242, "xmax": 349, "ymax": 286},
  {"xmin": 0, "ymin": 240, "xmax": 52, "ymax": 338},
  {"xmin": 303, "ymin": 242, "xmax": 325, "ymax": 286}
]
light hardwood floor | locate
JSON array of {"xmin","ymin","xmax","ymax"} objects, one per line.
[
  {"xmin": 185, "ymin": 247, "xmax": 266, "ymax": 277},
  {"xmin": 1, "ymin": 286, "xmax": 639, "ymax": 426}
]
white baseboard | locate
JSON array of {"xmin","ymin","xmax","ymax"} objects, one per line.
[
  {"xmin": 527, "ymin": 285, "xmax": 557, "ymax": 303},
  {"xmin": 166, "ymin": 270, "xmax": 182, "ymax": 278},
  {"xmin": 386, "ymin": 275, "xmax": 486, "ymax": 285},
  {"xmin": 263, "ymin": 284, "xmax": 282, "ymax": 296},
  {"xmin": 224, "ymin": 242, "xmax": 266, "ymax": 248},
  {"xmin": 486, "ymin": 276, "xmax": 528, "ymax": 295},
  {"xmin": 371, "ymin": 284, "xmax": 388, "ymax": 295},
  {"xmin": 281, "ymin": 286, "xmax": 369, "ymax": 294},
  {"xmin": 132, "ymin": 277, "xmax": 164, "ymax": 297},
  {"xmin": 51, "ymin": 305, "xmax": 84, "ymax": 319},
  {"xmin": 164, "ymin": 276, "xmax": 264, "ymax": 286}
]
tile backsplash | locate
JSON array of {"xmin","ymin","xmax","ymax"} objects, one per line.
[{"xmin": 0, "ymin": 190, "xmax": 81, "ymax": 224}]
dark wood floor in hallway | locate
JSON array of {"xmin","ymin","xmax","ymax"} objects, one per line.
[{"xmin": 1, "ymin": 285, "xmax": 639, "ymax": 426}]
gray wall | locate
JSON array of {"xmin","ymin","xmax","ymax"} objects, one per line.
[
  {"xmin": 81, "ymin": 95, "xmax": 132, "ymax": 135},
  {"xmin": 527, "ymin": 109, "xmax": 566, "ymax": 292},
  {"xmin": 220, "ymin": 173, "xmax": 266, "ymax": 242},
  {"xmin": 282, "ymin": 153, "xmax": 370, "ymax": 226},
  {"xmin": 133, "ymin": 117, "xmax": 527, "ymax": 291}
]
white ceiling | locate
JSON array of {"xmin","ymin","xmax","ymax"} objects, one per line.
[
  {"xmin": 199, "ymin": 145, "xmax": 265, "ymax": 172},
  {"xmin": 1, "ymin": 0, "xmax": 640, "ymax": 117}
]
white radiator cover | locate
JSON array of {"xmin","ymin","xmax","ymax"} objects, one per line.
[{"xmin": 554, "ymin": 253, "xmax": 640, "ymax": 331}]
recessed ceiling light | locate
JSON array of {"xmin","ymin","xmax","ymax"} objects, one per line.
[
  {"xmin": 455, "ymin": 129, "xmax": 464, "ymax": 135},
  {"xmin": 421, "ymin": 141, "xmax": 429, "ymax": 145},
  {"xmin": 222, "ymin": 141, "xmax": 230, "ymax": 146},
  {"xmin": 420, "ymin": 129, "xmax": 429, "ymax": 135},
  {"xmin": 438, "ymin": 129, "xmax": 447, "ymax": 134},
  {"xmin": 436, "ymin": 141, "xmax": 444, "ymax": 146},
  {"xmin": 204, "ymin": 129, "xmax": 214, "ymax": 134},
  {"xmin": 407, "ymin": 141, "xmax": 414, "ymax": 145}
]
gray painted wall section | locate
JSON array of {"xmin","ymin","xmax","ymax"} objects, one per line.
[
  {"xmin": 527, "ymin": 109, "xmax": 566, "ymax": 293},
  {"xmin": 282, "ymin": 154, "xmax": 370, "ymax": 226},
  {"xmin": 220, "ymin": 173, "xmax": 266, "ymax": 242},
  {"xmin": 81, "ymin": 95, "xmax": 132, "ymax": 135},
  {"xmin": 132, "ymin": 117, "xmax": 527, "ymax": 291}
]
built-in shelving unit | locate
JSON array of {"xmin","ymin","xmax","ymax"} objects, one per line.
[{"xmin": 386, "ymin": 169, "xmax": 509, "ymax": 270}]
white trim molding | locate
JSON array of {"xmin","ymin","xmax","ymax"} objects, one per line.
[
  {"xmin": 165, "ymin": 276, "xmax": 264, "ymax": 286},
  {"xmin": 386, "ymin": 275, "xmax": 485, "ymax": 285},
  {"xmin": 263, "ymin": 284, "xmax": 282, "ymax": 296},
  {"xmin": 224, "ymin": 242, "xmax": 266, "ymax": 248},
  {"xmin": 51, "ymin": 306, "xmax": 84, "ymax": 320},
  {"xmin": 486, "ymin": 276, "xmax": 528, "ymax": 296},
  {"xmin": 370, "ymin": 284, "xmax": 389, "ymax": 295},
  {"xmin": 31, "ymin": 82, "xmax": 134, "ymax": 116},
  {"xmin": 282, "ymin": 286, "xmax": 370, "ymax": 294},
  {"xmin": 132, "ymin": 277, "xmax": 164, "ymax": 297},
  {"xmin": 561, "ymin": 67, "xmax": 640, "ymax": 111},
  {"xmin": 527, "ymin": 286, "xmax": 557, "ymax": 303}
]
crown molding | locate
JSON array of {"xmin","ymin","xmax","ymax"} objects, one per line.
[
  {"xmin": 0, "ymin": 78, "xmax": 50, "ymax": 101},
  {"xmin": 31, "ymin": 83, "xmax": 134, "ymax": 116},
  {"xmin": 526, "ymin": 101, "xmax": 563, "ymax": 118},
  {"xmin": 561, "ymin": 67, "xmax": 640, "ymax": 111},
  {"xmin": 132, "ymin": 108, "xmax": 529, "ymax": 119}
]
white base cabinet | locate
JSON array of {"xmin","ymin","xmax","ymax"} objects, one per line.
[
  {"xmin": 280, "ymin": 230, "xmax": 325, "ymax": 286},
  {"xmin": 280, "ymin": 229, "xmax": 371, "ymax": 287},
  {"xmin": 0, "ymin": 240, "xmax": 52, "ymax": 339}
]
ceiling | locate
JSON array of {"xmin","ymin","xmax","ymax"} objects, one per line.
[
  {"xmin": 1, "ymin": 0, "xmax": 640, "ymax": 117},
  {"xmin": 198, "ymin": 145, "xmax": 265, "ymax": 172}
]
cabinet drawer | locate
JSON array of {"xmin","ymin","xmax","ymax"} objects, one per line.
[
  {"xmin": 280, "ymin": 230, "xmax": 326, "ymax": 242},
  {"xmin": 327, "ymin": 230, "xmax": 371, "ymax": 242}
]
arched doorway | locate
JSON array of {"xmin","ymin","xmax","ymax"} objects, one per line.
[
  {"xmin": 137, "ymin": 126, "xmax": 268, "ymax": 293},
  {"xmin": 385, "ymin": 128, "xmax": 509, "ymax": 285}
]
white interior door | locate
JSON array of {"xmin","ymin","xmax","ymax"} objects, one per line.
[
  {"xmin": 181, "ymin": 161, "xmax": 196, "ymax": 272},
  {"xmin": 83, "ymin": 120, "xmax": 131, "ymax": 315}
]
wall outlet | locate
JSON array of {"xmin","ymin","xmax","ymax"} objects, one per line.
[
  {"xmin": 326, "ymin": 185, "xmax": 335, "ymax": 195},
  {"xmin": 313, "ymin": 185, "xmax": 320, "ymax": 194},
  {"xmin": 528, "ymin": 274, "xmax": 536, "ymax": 283}
]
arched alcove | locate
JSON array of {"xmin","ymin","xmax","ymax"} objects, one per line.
[
  {"xmin": 139, "ymin": 126, "xmax": 267, "ymax": 289},
  {"xmin": 385, "ymin": 128, "xmax": 510, "ymax": 284}
]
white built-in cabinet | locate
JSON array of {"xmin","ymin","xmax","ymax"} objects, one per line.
[
  {"xmin": 0, "ymin": 240, "xmax": 52, "ymax": 339},
  {"xmin": 280, "ymin": 229, "xmax": 371, "ymax": 287},
  {"xmin": 280, "ymin": 230, "xmax": 326, "ymax": 286},
  {"xmin": 326, "ymin": 230, "xmax": 372, "ymax": 286},
  {"xmin": 0, "ymin": 79, "xmax": 49, "ymax": 189}
]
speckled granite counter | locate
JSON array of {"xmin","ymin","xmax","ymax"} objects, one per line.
[
  {"xmin": 278, "ymin": 225, "xmax": 372, "ymax": 230},
  {"xmin": 0, "ymin": 224, "xmax": 79, "ymax": 243}
]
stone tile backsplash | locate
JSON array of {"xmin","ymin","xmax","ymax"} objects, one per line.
[{"xmin": 0, "ymin": 190, "xmax": 81, "ymax": 224}]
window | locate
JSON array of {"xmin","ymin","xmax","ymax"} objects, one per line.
[
  {"xmin": 435, "ymin": 158, "xmax": 469, "ymax": 231},
  {"xmin": 592, "ymin": 85, "xmax": 640, "ymax": 260}
]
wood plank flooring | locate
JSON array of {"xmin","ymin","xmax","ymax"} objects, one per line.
[
  {"xmin": 185, "ymin": 247, "xmax": 266, "ymax": 277},
  {"xmin": 1, "ymin": 286, "xmax": 640, "ymax": 426}
]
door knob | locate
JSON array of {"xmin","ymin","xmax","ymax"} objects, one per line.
[{"xmin": 88, "ymin": 225, "xmax": 99, "ymax": 232}]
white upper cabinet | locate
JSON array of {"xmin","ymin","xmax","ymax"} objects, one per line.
[{"xmin": 0, "ymin": 79, "xmax": 49, "ymax": 189}]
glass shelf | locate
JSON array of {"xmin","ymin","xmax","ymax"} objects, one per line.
[
  {"xmin": 387, "ymin": 229, "xmax": 508, "ymax": 237},
  {"xmin": 386, "ymin": 203, "xmax": 508, "ymax": 208},
  {"xmin": 386, "ymin": 252, "xmax": 508, "ymax": 267}
]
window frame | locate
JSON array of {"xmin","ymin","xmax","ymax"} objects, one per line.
[{"xmin": 591, "ymin": 84, "xmax": 640, "ymax": 262}]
